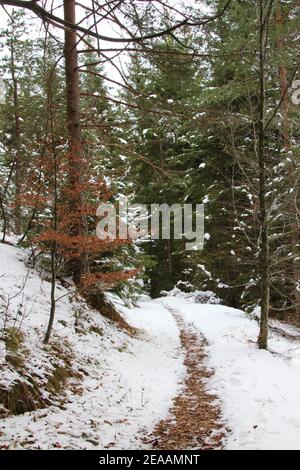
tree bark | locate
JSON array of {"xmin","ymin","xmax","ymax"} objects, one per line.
[
  {"xmin": 275, "ymin": 4, "xmax": 290, "ymax": 149},
  {"xmin": 43, "ymin": 76, "xmax": 58, "ymax": 344},
  {"xmin": 275, "ymin": 2, "xmax": 300, "ymax": 318},
  {"xmin": 10, "ymin": 37, "xmax": 22, "ymax": 235},
  {"xmin": 257, "ymin": 0, "xmax": 270, "ymax": 350},
  {"xmin": 64, "ymin": 0, "xmax": 88, "ymax": 282},
  {"xmin": 43, "ymin": 240, "xmax": 57, "ymax": 344}
]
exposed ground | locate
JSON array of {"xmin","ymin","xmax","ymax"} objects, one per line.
[{"xmin": 145, "ymin": 306, "xmax": 225, "ymax": 450}]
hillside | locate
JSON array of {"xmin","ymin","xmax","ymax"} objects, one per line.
[
  {"xmin": 1, "ymin": 243, "xmax": 300, "ymax": 450},
  {"xmin": 0, "ymin": 243, "xmax": 184, "ymax": 449}
]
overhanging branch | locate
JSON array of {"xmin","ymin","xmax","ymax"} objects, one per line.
[{"xmin": 0, "ymin": 0, "xmax": 232, "ymax": 44}]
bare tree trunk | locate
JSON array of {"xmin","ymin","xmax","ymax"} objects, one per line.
[
  {"xmin": 275, "ymin": 3, "xmax": 300, "ymax": 318},
  {"xmin": 0, "ymin": 193, "xmax": 7, "ymax": 241},
  {"xmin": 275, "ymin": 4, "xmax": 290, "ymax": 149},
  {"xmin": 257, "ymin": 0, "xmax": 270, "ymax": 350},
  {"xmin": 44, "ymin": 80, "xmax": 58, "ymax": 345},
  {"xmin": 64, "ymin": 0, "xmax": 88, "ymax": 282},
  {"xmin": 10, "ymin": 38, "xmax": 21, "ymax": 235},
  {"xmin": 43, "ymin": 240, "xmax": 57, "ymax": 344}
]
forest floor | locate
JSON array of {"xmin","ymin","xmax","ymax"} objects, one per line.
[{"xmin": 2, "ymin": 242, "xmax": 300, "ymax": 449}]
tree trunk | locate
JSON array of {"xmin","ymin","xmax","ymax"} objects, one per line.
[
  {"xmin": 43, "ymin": 241, "xmax": 57, "ymax": 344},
  {"xmin": 275, "ymin": 4, "xmax": 290, "ymax": 149},
  {"xmin": 257, "ymin": 0, "xmax": 270, "ymax": 350},
  {"xmin": 10, "ymin": 38, "xmax": 21, "ymax": 235},
  {"xmin": 44, "ymin": 82, "xmax": 58, "ymax": 344},
  {"xmin": 275, "ymin": 3, "xmax": 300, "ymax": 318},
  {"xmin": 64, "ymin": 0, "xmax": 88, "ymax": 282}
]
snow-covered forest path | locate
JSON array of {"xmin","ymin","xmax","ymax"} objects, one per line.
[
  {"xmin": 145, "ymin": 304, "xmax": 225, "ymax": 450},
  {"xmin": 162, "ymin": 296, "xmax": 300, "ymax": 450}
]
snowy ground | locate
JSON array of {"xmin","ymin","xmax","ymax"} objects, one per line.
[
  {"xmin": 0, "ymin": 243, "xmax": 185, "ymax": 449},
  {"xmin": 163, "ymin": 295, "xmax": 300, "ymax": 450},
  {"xmin": 1, "ymin": 242, "xmax": 300, "ymax": 450}
]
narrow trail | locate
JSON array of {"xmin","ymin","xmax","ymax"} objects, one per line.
[{"xmin": 145, "ymin": 304, "xmax": 226, "ymax": 450}]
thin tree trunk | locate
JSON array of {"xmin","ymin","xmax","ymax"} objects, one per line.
[
  {"xmin": 275, "ymin": 4, "xmax": 290, "ymax": 149},
  {"xmin": 275, "ymin": 3, "xmax": 300, "ymax": 318},
  {"xmin": 44, "ymin": 78, "xmax": 59, "ymax": 344},
  {"xmin": 257, "ymin": 0, "xmax": 270, "ymax": 350},
  {"xmin": 10, "ymin": 38, "xmax": 22, "ymax": 235},
  {"xmin": 1, "ymin": 160, "xmax": 15, "ymax": 242},
  {"xmin": 43, "ymin": 241, "xmax": 57, "ymax": 344},
  {"xmin": 0, "ymin": 193, "xmax": 7, "ymax": 242}
]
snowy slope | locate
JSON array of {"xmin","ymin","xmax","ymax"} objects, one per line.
[
  {"xmin": 163, "ymin": 296, "xmax": 300, "ymax": 450},
  {"xmin": 2, "ymin": 242, "xmax": 300, "ymax": 450},
  {"xmin": 0, "ymin": 243, "xmax": 185, "ymax": 449}
]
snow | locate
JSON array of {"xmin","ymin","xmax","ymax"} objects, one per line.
[
  {"xmin": 2, "ymin": 242, "xmax": 300, "ymax": 449},
  {"xmin": 0, "ymin": 243, "xmax": 185, "ymax": 449},
  {"xmin": 163, "ymin": 295, "xmax": 300, "ymax": 450}
]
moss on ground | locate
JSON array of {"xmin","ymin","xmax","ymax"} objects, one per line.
[{"xmin": 0, "ymin": 333, "xmax": 82, "ymax": 417}]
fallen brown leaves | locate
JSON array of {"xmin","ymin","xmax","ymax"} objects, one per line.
[{"xmin": 144, "ymin": 308, "xmax": 226, "ymax": 450}]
